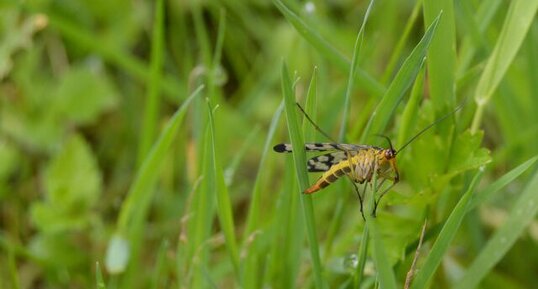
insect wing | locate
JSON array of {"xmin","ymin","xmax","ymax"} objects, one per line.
[
  {"xmin": 273, "ymin": 143, "xmax": 369, "ymax": 153},
  {"xmin": 307, "ymin": 151, "xmax": 352, "ymax": 172}
]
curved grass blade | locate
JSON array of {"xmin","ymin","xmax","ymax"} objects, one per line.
[
  {"xmin": 471, "ymin": 0, "xmax": 538, "ymax": 133},
  {"xmin": 272, "ymin": 0, "xmax": 384, "ymax": 98},
  {"xmin": 106, "ymin": 86, "xmax": 203, "ymax": 273},
  {"xmin": 468, "ymin": 155, "xmax": 538, "ymax": 211},
  {"xmin": 360, "ymin": 12, "xmax": 441, "ymax": 142},
  {"xmin": 404, "ymin": 156, "xmax": 538, "ymax": 256},
  {"xmin": 382, "ymin": 0, "xmax": 423, "ymax": 83},
  {"xmin": 41, "ymin": 9, "xmax": 183, "ymax": 101},
  {"xmin": 339, "ymin": 0, "xmax": 374, "ymax": 141},
  {"xmin": 454, "ymin": 168, "xmax": 538, "ymax": 289},
  {"xmin": 410, "ymin": 168, "xmax": 484, "ymax": 289},
  {"xmin": 423, "ymin": 0, "xmax": 458, "ymax": 119},
  {"xmin": 138, "ymin": 0, "xmax": 165, "ymax": 163}
]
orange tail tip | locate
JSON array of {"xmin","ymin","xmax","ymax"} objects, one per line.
[{"xmin": 304, "ymin": 185, "xmax": 320, "ymax": 194}]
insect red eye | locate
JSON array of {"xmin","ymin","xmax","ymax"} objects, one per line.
[{"xmin": 385, "ymin": 149, "xmax": 395, "ymax": 158}]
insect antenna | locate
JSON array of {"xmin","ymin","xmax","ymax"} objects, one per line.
[
  {"xmin": 396, "ymin": 100, "xmax": 467, "ymax": 155},
  {"xmin": 296, "ymin": 102, "xmax": 340, "ymax": 143},
  {"xmin": 374, "ymin": 134, "xmax": 394, "ymax": 150}
]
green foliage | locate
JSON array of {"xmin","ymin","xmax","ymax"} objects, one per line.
[
  {"xmin": 1, "ymin": 1, "xmax": 538, "ymax": 289},
  {"xmin": 31, "ymin": 134, "xmax": 102, "ymax": 232}
]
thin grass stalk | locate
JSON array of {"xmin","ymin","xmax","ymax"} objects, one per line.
[{"xmin": 281, "ymin": 62, "xmax": 325, "ymax": 289}]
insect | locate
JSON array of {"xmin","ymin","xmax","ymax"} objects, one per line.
[{"xmin": 274, "ymin": 102, "xmax": 465, "ymax": 218}]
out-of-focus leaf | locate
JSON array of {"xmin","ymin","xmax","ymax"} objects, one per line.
[
  {"xmin": 30, "ymin": 134, "xmax": 102, "ymax": 232},
  {"xmin": 447, "ymin": 130, "xmax": 491, "ymax": 174},
  {"xmin": 0, "ymin": 10, "xmax": 46, "ymax": 79},
  {"xmin": 0, "ymin": 140, "xmax": 19, "ymax": 181},
  {"xmin": 29, "ymin": 233, "xmax": 87, "ymax": 268},
  {"xmin": 55, "ymin": 65, "xmax": 119, "ymax": 125}
]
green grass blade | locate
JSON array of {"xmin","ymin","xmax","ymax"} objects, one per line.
[
  {"xmin": 207, "ymin": 99, "xmax": 241, "ymax": 281},
  {"xmin": 41, "ymin": 10, "xmax": 183, "ymax": 101},
  {"xmin": 138, "ymin": 0, "xmax": 164, "ymax": 163},
  {"xmin": 360, "ymin": 13, "xmax": 441, "ymax": 142},
  {"xmin": 245, "ymin": 102, "xmax": 284, "ymax": 234},
  {"xmin": 150, "ymin": 240, "xmax": 168, "ymax": 289},
  {"xmin": 454, "ymin": 169, "xmax": 538, "ymax": 289},
  {"xmin": 304, "ymin": 67, "xmax": 318, "ymax": 141},
  {"xmin": 471, "ymin": 0, "xmax": 538, "ymax": 133},
  {"xmin": 339, "ymin": 0, "xmax": 374, "ymax": 141},
  {"xmin": 272, "ymin": 0, "xmax": 385, "ymax": 98},
  {"xmin": 366, "ymin": 217, "xmax": 397, "ymax": 289},
  {"xmin": 468, "ymin": 155, "xmax": 538, "ymax": 210},
  {"xmin": 411, "ymin": 169, "xmax": 484, "ymax": 289},
  {"xmin": 423, "ymin": 0, "xmax": 457, "ymax": 119},
  {"xmin": 353, "ymin": 224, "xmax": 369, "ymax": 289},
  {"xmin": 190, "ymin": 125, "xmax": 217, "ymax": 289},
  {"xmin": 403, "ymin": 156, "xmax": 538, "ymax": 257},
  {"xmin": 281, "ymin": 62, "xmax": 324, "ymax": 289},
  {"xmin": 397, "ymin": 66, "xmax": 425, "ymax": 147},
  {"xmin": 106, "ymin": 86, "xmax": 203, "ymax": 273},
  {"xmin": 382, "ymin": 0, "xmax": 423, "ymax": 83},
  {"xmin": 456, "ymin": 0, "xmax": 502, "ymax": 76},
  {"xmin": 95, "ymin": 262, "xmax": 106, "ymax": 289}
]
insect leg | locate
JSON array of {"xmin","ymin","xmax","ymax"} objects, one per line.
[
  {"xmin": 372, "ymin": 180, "xmax": 397, "ymax": 217},
  {"xmin": 349, "ymin": 179, "xmax": 366, "ymax": 221}
]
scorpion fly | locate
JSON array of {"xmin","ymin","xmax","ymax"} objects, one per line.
[{"xmin": 273, "ymin": 102, "xmax": 465, "ymax": 218}]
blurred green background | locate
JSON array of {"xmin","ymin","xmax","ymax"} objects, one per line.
[{"xmin": 1, "ymin": 0, "xmax": 538, "ymax": 288}]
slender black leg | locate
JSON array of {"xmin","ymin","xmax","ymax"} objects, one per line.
[
  {"xmin": 372, "ymin": 182, "xmax": 396, "ymax": 217},
  {"xmin": 350, "ymin": 180, "xmax": 366, "ymax": 221}
]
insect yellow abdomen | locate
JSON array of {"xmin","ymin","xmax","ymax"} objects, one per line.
[{"xmin": 304, "ymin": 148, "xmax": 387, "ymax": 194}]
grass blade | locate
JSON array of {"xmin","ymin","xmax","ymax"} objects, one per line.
[
  {"xmin": 207, "ymin": 99, "xmax": 241, "ymax": 281},
  {"xmin": 471, "ymin": 0, "xmax": 538, "ymax": 133},
  {"xmin": 281, "ymin": 62, "xmax": 324, "ymax": 289},
  {"xmin": 360, "ymin": 12, "xmax": 441, "ymax": 142},
  {"xmin": 95, "ymin": 262, "xmax": 106, "ymax": 289},
  {"xmin": 410, "ymin": 169, "xmax": 484, "ymax": 289},
  {"xmin": 106, "ymin": 86, "xmax": 203, "ymax": 273},
  {"xmin": 404, "ymin": 156, "xmax": 538, "ymax": 256},
  {"xmin": 41, "ymin": 10, "xmax": 183, "ymax": 101},
  {"xmin": 454, "ymin": 168, "xmax": 538, "ymax": 289},
  {"xmin": 245, "ymin": 102, "xmax": 283, "ymax": 234},
  {"xmin": 339, "ymin": 0, "xmax": 374, "ymax": 141},
  {"xmin": 272, "ymin": 0, "xmax": 385, "ymax": 98},
  {"xmin": 382, "ymin": 0, "xmax": 423, "ymax": 83},
  {"xmin": 138, "ymin": 0, "xmax": 165, "ymax": 163},
  {"xmin": 423, "ymin": 0, "xmax": 457, "ymax": 118},
  {"xmin": 366, "ymin": 217, "xmax": 397, "ymax": 289},
  {"xmin": 150, "ymin": 240, "xmax": 168, "ymax": 289},
  {"xmin": 468, "ymin": 155, "xmax": 538, "ymax": 210}
]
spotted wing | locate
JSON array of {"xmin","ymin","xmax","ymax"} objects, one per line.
[
  {"xmin": 273, "ymin": 143, "xmax": 369, "ymax": 153},
  {"xmin": 306, "ymin": 151, "xmax": 360, "ymax": 172}
]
